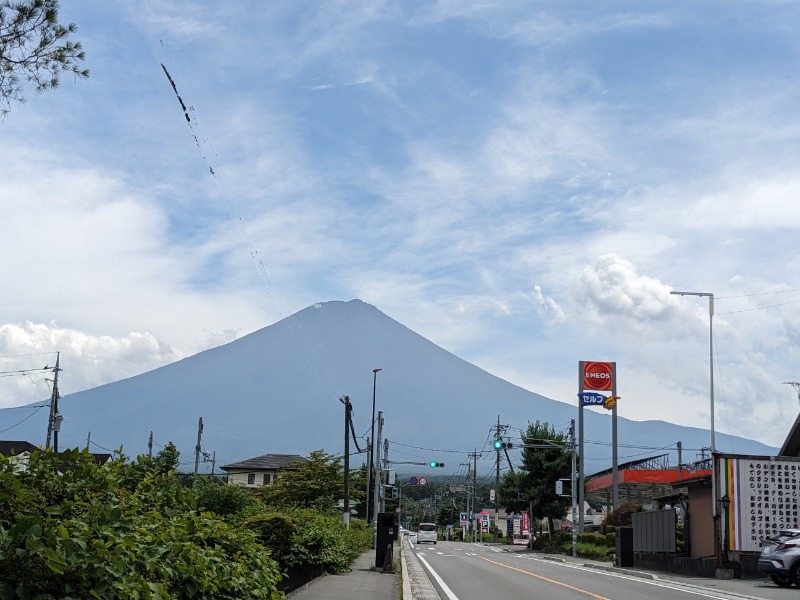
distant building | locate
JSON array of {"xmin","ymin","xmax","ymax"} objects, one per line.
[
  {"xmin": 0, "ymin": 440, "xmax": 112, "ymax": 472},
  {"xmin": 0, "ymin": 440, "xmax": 38, "ymax": 472},
  {"xmin": 220, "ymin": 453, "xmax": 308, "ymax": 488}
]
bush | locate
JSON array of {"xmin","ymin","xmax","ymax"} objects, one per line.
[
  {"xmin": 286, "ymin": 510, "xmax": 371, "ymax": 573},
  {"xmin": 577, "ymin": 532, "xmax": 607, "ymax": 546},
  {"xmin": 0, "ymin": 448, "xmax": 285, "ymax": 599},
  {"xmin": 244, "ymin": 509, "xmax": 371, "ymax": 574},
  {"xmin": 575, "ymin": 542, "xmax": 613, "ymax": 561},
  {"xmin": 244, "ymin": 512, "xmax": 298, "ymax": 566},
  {"xmin": 193, "ymin": 476, "xmax": 257, "ymax": 518}
]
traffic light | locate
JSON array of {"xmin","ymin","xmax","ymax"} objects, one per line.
[
  {"xmin": 494, "ymin": 438, "xmax": 513, "ymax": 449},
  {"xmin": 391, "ymin": 487, "xmax": 398, "ymax": 499},
  {"xmin": 429, "ymin": 461, "xmax": 445, "ymax": 468}
]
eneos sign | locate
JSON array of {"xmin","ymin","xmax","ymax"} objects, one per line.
[{"xmin": 582, "ymin": 361, "xmax": 614, "ymax": 391}]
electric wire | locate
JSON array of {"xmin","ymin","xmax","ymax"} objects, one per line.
[{"xmin": 0, "ymin": 403, "xmax": 48, "ymax": 435}]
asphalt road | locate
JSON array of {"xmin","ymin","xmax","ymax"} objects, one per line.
[{"xmin": 408, "ymin": 540, "xmax": 797, "ymax": 600}]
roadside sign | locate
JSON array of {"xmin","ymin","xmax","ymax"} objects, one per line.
[
  {"xmin": 408, "ymin": 476, "xmax": 418, "ymax": 486},
  {"xmin": 418, "ymin": 476, "xmax": 428, "ymax": 486},
  {"xmin": 580, "ymin": 392, "xmax": 606, "ymax": 406},
  {"xmin": 582, "ymin": 361, "xmax": 614, "ymax": 391}
]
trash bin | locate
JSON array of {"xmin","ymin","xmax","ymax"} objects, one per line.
[
  {"xmin": 376, "ymin": 512, "xmax": 395, "ymax": 569},
  {"xmin": 616, "ymin": 527, "xmax": 633, "ymax": 567}
]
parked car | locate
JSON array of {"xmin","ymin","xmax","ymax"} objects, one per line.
[
  {"xmin": 416, "ymin": 522, "xmax": 438, "ymax": 544},
  {"xmin": 758, "ymin": 528, "xmax": 800, "ymax": 587}
]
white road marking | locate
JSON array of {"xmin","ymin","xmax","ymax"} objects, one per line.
[{"xmin": 416, "ymin": 553, "xmax": 461, "ymax": 600}]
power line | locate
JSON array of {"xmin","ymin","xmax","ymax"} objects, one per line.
[
  {"xmin": 717, "ymin": 288, "xmax": 800, "ymax": 300},
  {"xmin": 718, "ymin": 299, "xmax": 800, "ymax": 315},
  {"xmin": 0, "ymin": 403, "xmax": 48, "ymax": 434}
]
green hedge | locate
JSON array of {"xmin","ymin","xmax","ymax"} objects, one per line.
[
  {"xmin": 244, "ymin": 509, "xmax": 371, "ymax": 574},
  {"xmin": 0, "ymin": 448, "xmax": 284, "ymax": 599}
]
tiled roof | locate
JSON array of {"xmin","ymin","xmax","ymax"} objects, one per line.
[
  {"xmin": 0, "ymin": 440, "xmax": 38, "ymax": 456},
  {"xmin": 220, "ymin": 453, "xmax": 308, "ymax": 472}
]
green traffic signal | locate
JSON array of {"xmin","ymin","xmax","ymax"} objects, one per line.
[
  {"xmin": 493, "ymin": 439, "xmax": 502, "ymax": 449},
  {"xmin": 429, "ymin": 461, "xmax": 444, "ymax": 468}
]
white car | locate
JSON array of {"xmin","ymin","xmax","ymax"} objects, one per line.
[{"xmin": 416, "ymin": 522, "xmax": 437, "ymax": 544}]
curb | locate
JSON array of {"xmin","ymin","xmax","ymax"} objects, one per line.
[{"xmin": 400, "ymin": 540, "xmax": 413, "ymax": 600}]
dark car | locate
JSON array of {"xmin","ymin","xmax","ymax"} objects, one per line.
[{"xmin": 758, "ymin": 528, "xmax": 800, "ymax": 587}]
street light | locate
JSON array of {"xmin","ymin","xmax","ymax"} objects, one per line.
[
  {"xmin": 368, "ymin": 368, "xmax": 382, "ymax": 525},
  {"xmin": 672, "ymin": 290, "xmax": 718, "ymax": 522},
  {"xmin": 670, "ymin": 291, "xmax": 715, "ymax": 454}
]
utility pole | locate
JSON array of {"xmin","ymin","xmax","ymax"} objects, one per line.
[
  {"xmin": 372, "ymin": 410, "xmax": 383, "ymax": 550},
  {"xmin": 382, "ymin": 437, "xmax": 389, "ymax": 514},
  {"xmin": 194, "ymin": 417, "xmax": 203, "ymax": 475},
  {"xmin": 369, "ymin": 368, "xmax": 382, "ymax": 524},
  {"xmin": 365, "ymin": 439, "xmax": 372, "ymax": 523},
  {"xmin": 85, "ymin": 431, "xmax": 91, "ymax": 452},
  {"xmin": 45, "ymin": 353, "xmax": 61, "ymax": 451},
  {"xmin": 464, "ymin": 459, "xmax": 471, "ymax": 541},
  {"xmin": 340, "ymin": 396, "xmax": 352, "ymax": 527},
  {"xmin": 472, "ymin": 449, "xmax": 478, "ymax": 542},
  {"xmin": 494, "ymin": 416, "xmax": 501, "ymax": 542},
  {"xmin": 148, "ymin": 431, "xmax": 154, "ymax": 457},
  {"xmin": 570, "ymin": 419, "xmax": 577, "ymax": 557}
]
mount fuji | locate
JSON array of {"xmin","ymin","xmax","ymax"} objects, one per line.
[{"xmin": 1, "ymin": 300, "xmax": 777, "ymax": 474}]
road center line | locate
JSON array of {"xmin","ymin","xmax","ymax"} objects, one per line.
[
  {"xmin": 476, "ymin": 556, "xmax": 609, "ymax": 600},
  {"xmin": 417, "ymin": 553, "xmax": 461, "ymax": 600}
]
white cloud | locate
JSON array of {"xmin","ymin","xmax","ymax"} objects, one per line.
[
  {"xmin": 573, "ymin": 254, "xmax": 676, "ymax": 328},
  {"xmin": 0, "ymin": 322, "xmax": 187, "ymax": 407}
]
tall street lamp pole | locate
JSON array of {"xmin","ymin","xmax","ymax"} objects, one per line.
[
  {"xmin": 671, "ymin": 290, "xmax": 718, "ymax": 521},
  {"xmin": 369, "ymin": 368, "xmax": 382, "ymax": 524},
  {"xmin": 670, "ymin": 290, "xmax": 715, "ymax": 454}
]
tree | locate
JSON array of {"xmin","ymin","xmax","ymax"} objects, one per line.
[
  {"xmin": 501, "ymin": 421, "xmax": 572, "ymax": 533},
  {"xmin": 258, "ymin": 449, "xmax": 343, "ymax": 511},
  {"xmin": 0, "ymin": 0, "xmax": 88, "ymax": 116}
]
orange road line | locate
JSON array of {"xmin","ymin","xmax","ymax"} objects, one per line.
[{"xmin": 476, "ymin": 556, "xmax": 609, "ymax": 600}]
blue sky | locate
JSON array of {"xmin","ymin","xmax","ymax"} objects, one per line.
[{"xmin": 3, "ymin": 0, "xmax": 800, "ymax": 449}]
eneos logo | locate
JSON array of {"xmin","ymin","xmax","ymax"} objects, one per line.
[{"xmin": 583, "ymin": 361, "xmax": 613, "ymax": 391}]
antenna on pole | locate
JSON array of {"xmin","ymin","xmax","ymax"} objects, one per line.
[{"xmin": 784, "ymin": 382, "xmax": 800, "ymax": 404}]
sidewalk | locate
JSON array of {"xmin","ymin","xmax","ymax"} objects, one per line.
[{"xmin": 288, "ymin": 547, "xmax": 399, "ymax": 600}]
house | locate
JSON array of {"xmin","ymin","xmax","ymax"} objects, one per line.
[
  {"xmin": 0, "ymin": 440, "xmax": 113, "ymax": 473},
  {"xmin": 220, "ymin": 453, "xmax": 308, "ymax": 488},
  {"xmin": 0, "ymin": 440, "xmax": 39, "ymax": 472}
]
